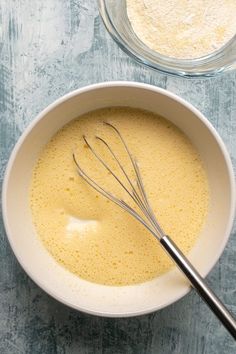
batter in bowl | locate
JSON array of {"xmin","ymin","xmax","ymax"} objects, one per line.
[{"xmin": 30, "ymin": 107, "xmax": 209, "ymax": 286}]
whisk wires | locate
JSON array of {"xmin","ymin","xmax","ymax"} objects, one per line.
[{"xmin": 73, "ymin": 122, "xmax": 164, "ymax": 241}]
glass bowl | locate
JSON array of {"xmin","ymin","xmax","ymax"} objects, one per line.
[{"xmin": 98, "ymin": 0, "xmax": 236, "ymax": 78}]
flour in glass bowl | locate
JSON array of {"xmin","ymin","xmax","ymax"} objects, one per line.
[{"xmin": 126, "ymin": 0, "xmax": 236, "ymax": 59}]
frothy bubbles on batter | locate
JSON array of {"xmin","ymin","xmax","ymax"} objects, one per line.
[{"xmin": 30, "ymin": 107, "xmax": 209, "ymax": 286}]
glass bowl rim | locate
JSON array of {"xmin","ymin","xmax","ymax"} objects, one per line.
[{"xmin": 98, "ymin": 0, "xmax": 236, "ymax": 78}]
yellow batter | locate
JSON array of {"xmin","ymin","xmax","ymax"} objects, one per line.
[{"xmin": 30, "ymin": 107, "xmax": 209, "ymax": 286}]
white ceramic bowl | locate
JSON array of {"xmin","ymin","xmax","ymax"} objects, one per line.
[{"xmin": 2, "ymin": 82, "xmax": 235, "ymax": 317}]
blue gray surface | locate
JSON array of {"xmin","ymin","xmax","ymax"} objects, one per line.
[{"xmin": 0, "ymin": 1, "xmax": 236, "ymax": 353}]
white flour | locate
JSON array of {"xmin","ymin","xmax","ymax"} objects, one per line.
[{"xmin": 126, "ymin": 0, "xmax": 236, "ymax": 59}]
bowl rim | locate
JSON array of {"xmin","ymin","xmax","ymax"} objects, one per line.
[
  {"xmin": 2, "ymin": 81, "xmax": 236, "ymax": 317},
  {"xmin": 98, "ymin": 0, "xmax": 236, "ymax": 78}
]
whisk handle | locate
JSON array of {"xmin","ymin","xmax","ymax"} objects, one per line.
[{"xmin": 160, "ymin": 235, "xmax": 236, "ymax": 340}]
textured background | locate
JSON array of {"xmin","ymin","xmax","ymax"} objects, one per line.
[{"xmin": 0, "ymin": 1, "xmax": 236, "ymax": 353}]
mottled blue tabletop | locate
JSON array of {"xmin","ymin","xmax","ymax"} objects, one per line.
[{"xmin": 0, "ymin": 1, "xmax": 236, "ymax": 353}]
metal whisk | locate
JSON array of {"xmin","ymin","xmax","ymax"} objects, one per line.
[{"xmin": 73, "ymin": 122, "xmax": 236, "ymax": 339}]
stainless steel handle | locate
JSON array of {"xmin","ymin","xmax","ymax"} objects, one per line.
[{"xmin": 160, "ymin": 235, "xmax": 236, "ymax": 340}]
